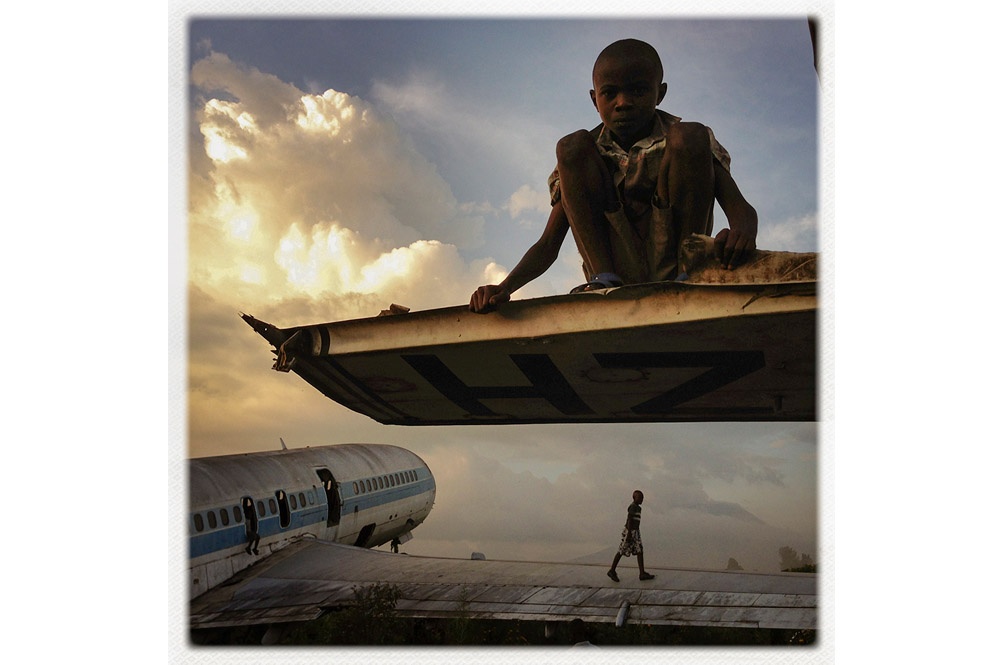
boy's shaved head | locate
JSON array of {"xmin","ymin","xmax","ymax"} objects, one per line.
[{"xmin": 594, "ymin": 39, "xmax": 663, "ymax": 84}]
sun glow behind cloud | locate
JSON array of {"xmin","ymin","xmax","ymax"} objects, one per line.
[
  {"xmin": 187, "ymin": 49, "xmax": 530, "ymax": 470},
  {"xmin": 189, "ymin": 49, "xmax": 495, "ymax": 312}
]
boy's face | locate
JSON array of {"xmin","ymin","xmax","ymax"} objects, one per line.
[{"xmin": 590, "ymin": 53, "xmax": 667, "ymax": 148}]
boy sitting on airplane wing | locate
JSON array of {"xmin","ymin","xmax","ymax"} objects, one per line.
[{"xmin": 470, "ymin": 38, "xmax": 758, "ymax": 313}]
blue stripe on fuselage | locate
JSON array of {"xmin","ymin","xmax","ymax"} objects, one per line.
[
  {"xmin": 339, "ymin": 476, "xmax": 433, "ymax": 514},
  {"xmin": 189, "ymin": 471, "xmax": 432, "ymax": 559}
]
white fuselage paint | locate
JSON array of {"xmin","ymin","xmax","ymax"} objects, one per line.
[{"xmin": 188, "ymin": 444, "xmax": 435, "ymax": 598}]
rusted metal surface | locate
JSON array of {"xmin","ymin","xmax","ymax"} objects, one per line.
[
  {"xmin": 243, "ymin": 279, "xmax": 817, "ymax": 425},
  {"xmin": 190, "ymin": 539, "xmax": 816, "ymax": 630}
]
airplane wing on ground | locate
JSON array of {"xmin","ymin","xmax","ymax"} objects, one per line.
[
  {"xmin": 190, "ymin": 538, "xmax": 816, "ymax": 632},
  {"xmin": 242, "ymin": 277, "xmax": 817, "ymax": 426}
]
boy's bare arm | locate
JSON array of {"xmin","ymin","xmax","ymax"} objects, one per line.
[
  {"xmin": 712, "ymin": 161, "xmax": 758, "ymax": 269},
  {"xmin": 469, "ymin": 201, "xmax": 570, "ymax": 313}
]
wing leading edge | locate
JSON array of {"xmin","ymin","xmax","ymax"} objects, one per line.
[{"xmin": 190, "ymin": 538, "xmax": 816, "ymax": 632}]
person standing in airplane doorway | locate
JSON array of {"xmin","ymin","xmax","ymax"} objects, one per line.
[
  {"xmin": 242, "ymin": 497, "xmax": 260, "ymax": 555},
  {"xmin": 608, "ymin": 490, "xmax": 655, "ymax": 582}
]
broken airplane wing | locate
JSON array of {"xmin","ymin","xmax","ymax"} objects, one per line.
[
  {"xmin": 242, "ymin": 278, "xmax": 817, "ymax": 425},
  {"xmin": 190, "ymin": 539, "xmax": 816, "ymax": 632}
]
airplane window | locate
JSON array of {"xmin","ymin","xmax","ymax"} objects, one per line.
[
  {"xmin": 257, "ymin": 500, "xmax": 266, "ymax": 516},
  {"xmin": 233, "ymin": 507, "xmax": 242, "ymax": 523},
  {"xmin": 193, "ymin": 513, "xmax": 204, "ymax": 532},
  {"xmin": 269, "ymin": 498, "xmax": 278, "ymax": 515},
  {"xmin": 220, "ymin": 508, "xmax": 230, "ymax": 526},
  {"xmin": 290, "ymin": 494, "xmax": 298, "ymax": 510},
  {"xmin": 207, "ymin": 511, "xmax": 217, "ymax": 529},
  {"xmin": 383, "ymin": 475, "xmax": 389, "ymax": 488},
  {"xmin": 378, "ymin": 477, "xmax": 384, "ymax": 490},
  {"xmin": 353, "ymin": 481, "xmax": 359, "ymax": 494},
  {"xmin": 299, "ymin": 492, "xmax": 306, "ymax": 507},
  {"xmin": 366, "ymin": 479, "xmax": 372, "ymax": 492},
  {"xmin": 390, "ymin": 475, "xmax": 395, "ymax": 487}
]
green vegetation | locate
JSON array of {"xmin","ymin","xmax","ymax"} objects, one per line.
[{"xmin": 278, "ymin": 583, "xmax": 406, "ymax": 645}]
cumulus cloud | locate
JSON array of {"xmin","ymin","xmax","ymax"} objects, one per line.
[
  {"xmin": 189, "ymin": 51, "xmax": 488, "ymax": 307},
  {"xmin": 187, "ymin": 51, "xmax": 511, "ymax": 453}
]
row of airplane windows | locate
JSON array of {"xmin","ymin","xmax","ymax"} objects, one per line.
[
  {"xmin": 192, "ymin": 489, "xmax": 317, "ymax": 533},
  {"xmin": 353, "ymin": 469, "xmax": 417, "ymax": 495},
  {"xmin": 191, "ymin": 469, "xmax": 420, "ymax": 533}
]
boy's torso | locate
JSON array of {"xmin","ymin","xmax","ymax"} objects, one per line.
[{"xmin": 549, "ymin": 110, "xmax": 731, "ymax": 217}]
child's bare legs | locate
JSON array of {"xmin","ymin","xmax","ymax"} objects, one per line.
[
  {"xmin": 638, "ymin": 553, "xmax": 654, "ymax": 579},
  {"xmin": 555, "ymin": 130, "xmax": 618, "ymax": 279},
  {"xmin": 657, "ymin": 122, "xmax": 716, "ymax": 240},
  {"xmin": 608, "ymin": 552, "xmax": 622, "ymax": 582},
  {"xmin": 609, "ymin": 551, "xmax": 654, "ymax": 581}
]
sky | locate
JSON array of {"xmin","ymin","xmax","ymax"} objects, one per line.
[
  {"xmin": 13, "ymin": 2, "xmax": 1000, "ymax": 663},
  {"xmin": 183, "ymin": 16, "xmax": 820, "ymax": 578}
]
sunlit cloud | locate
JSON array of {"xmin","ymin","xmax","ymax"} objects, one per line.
[
  {"xmin": 296, "ymin": 89, "xmax": 357, "ymax": 134},
  {"xmin": 189, "ymin": 49, "xmax": 491, "ymax": 306},
  {"xmin": 201, "ymin": 101, "xmax": 251, "ymax": 163},
  {"xmin": 188, "ymin": 50, "xmax": 511, "ymax": 457}
]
